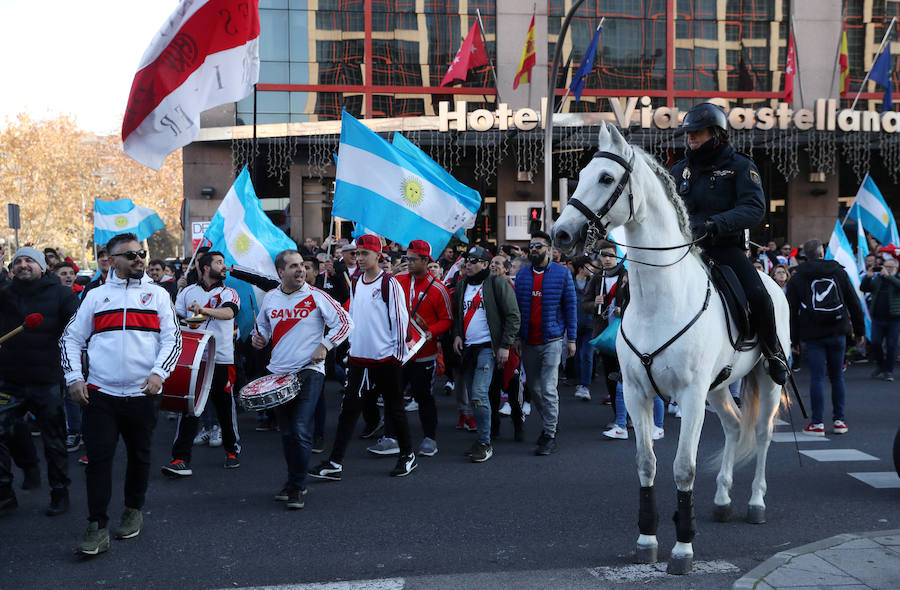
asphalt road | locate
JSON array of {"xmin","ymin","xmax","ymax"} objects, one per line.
[{"xmin": 1, "ymin": 363, "xmax": 898, "ymax": 589}]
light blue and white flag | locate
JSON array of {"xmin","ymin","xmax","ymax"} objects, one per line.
[
  {"xmin": 93, "ymin": 199, "xmax": 165, "ymax": 245},
  {"xmin": 334, "ymin": 111, "xmax": 481, "ymax": 255},
  {"xmin": 856, "ymin": 214, "xmax": 869, "ymax": 275},
  {"xmin": 204, "ymin": 166, "xmax": 297, "ymax": 339},
  {"xmin": 825, "ymin": 221, "xmax": 871, "ymax": 339},
  {"xmin": 847, "ymin": 174, "xmax": 899, "ymax": 247}
]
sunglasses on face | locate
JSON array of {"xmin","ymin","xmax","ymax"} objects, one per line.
[
  {"xmin": 528, "ymin": 243, "xmax": 548, "ymax": 250},
  {"xmin": 112, "ymin": 250, "xmax": 147, "ymax": 261},
  {"xmin": 466, "ymin": 257, "xmax": 485, "ymax": 264}
]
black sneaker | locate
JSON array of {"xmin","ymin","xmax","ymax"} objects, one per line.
[
  {"xmin": 308, "ymin": 461, "xmax": 342, "ymax": 481},
  {"xmin": 45, "ymin": 488, "xmax": 69, "ymax": 516},
  {"xmin": 389, "ymin": 453, "xmax": 417, "ymax": 477},
  {"xmin": 161, "ymin": 459, "xmax": 193, "ymax": 478},
  {"xmin": 286, "ymin": 490, "xmax": 305, "ymax": 510},
  {"xmin": 275, "ymin": 487, "xmax": 308, "ymax": 501},
  {"xmin": 255, "ymin": 418, "xmax": 276, "ymax": 432},
  {"xmin": 534, "ymin": 433, "xmax": 557, "ymax": 456},
  {"xmin": 884, "ymin": 373, "xmax": 895, "ymax": 382},
  {"xmin": 224, "ymin": 453, "xmax": 240, "ymax": 469},
  {"xmin": 359, "ymin": 420, "xmax": 384, "ymax": 440},
  {"xmin": 66, "ymin": 433, "xmax": 83, "ymax": 453},
  {"xmin": 463, "ymin": 441, "xmax": 479, "ymax": 457},
  {"xmin": 311, "ymin": 436, "xmax": 325, "ymax": 454},
  {"xmin": 470, "ymin": 443, "xmax": 493, "ymax": 463}
]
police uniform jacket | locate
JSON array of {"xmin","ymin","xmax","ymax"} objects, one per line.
[{"xmin": 671, "ymin": 143, "xmax": 765, "ymax": 248}]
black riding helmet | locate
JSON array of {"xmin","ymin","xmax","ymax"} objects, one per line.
[{"xmin": 679, "ymin": 102, "xmax": 729, "ymax": 142}]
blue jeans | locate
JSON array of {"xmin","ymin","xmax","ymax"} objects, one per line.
[
  {"xmin": 575, "ymin": 329, "xmax": 594, "ymax": 387},
  {"xmin": 62, "ymin": 382, "xmax": 82, "ymax": 434},
  {"xmin": 274, "ymin": 370, "xmax": 324, "ymax": 492},
  {"xmin": 615, "ymin": 383, "xmax": 664, "ymax": 429},
  {"xmin": 522, "ymin": 339, "xmax": 564, "ymax": 437},
  {"xmin": 460, "ymin": 346, "xmax": 495, "ymax": 445},
  {"xmin": 805, "ymin": 336, "xmax": 846, "ymax": 424},
  {"xmin": 870, "ymin": 319, "xmax": 900, "ymax": 374}
]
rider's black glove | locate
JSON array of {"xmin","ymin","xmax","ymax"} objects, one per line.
[{"xmin": 690, "ymin": 219, "xmax": 717, "ymax": 240}]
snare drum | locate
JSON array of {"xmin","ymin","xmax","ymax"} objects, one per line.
[
  {"xmin": 161, "ymin": 329, "xmax": 215, "ymax": 416},
  {"xmin": 238, "ymin": 372, "xmax": 307, "ymax": 411}
]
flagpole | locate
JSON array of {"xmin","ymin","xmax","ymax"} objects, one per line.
[
  {"xmin": 557, "ymin": 18, "xmax": 603, "ymax": 114},
  {"xmin": 849, "ymin": 16, "xmax": 896, "ymax": 111},
  {"xmin": 251, "ymin": 83, "xmax": 258, "ymax": 186},
  {"xmin": 475, "ymin": 9, "xmax": 502, "ymax": 104},
  {"xmin": 828, "ymin": 5, "xmax": 847, "ymax": 97},
  {"xmin": 528, "ymin": 3, "xmax": 536, "ymax": 109}
]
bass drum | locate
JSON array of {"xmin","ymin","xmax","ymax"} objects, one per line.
[{"xmin": 161, "ymin": 329, "xmax": 215, "ymax": 417}]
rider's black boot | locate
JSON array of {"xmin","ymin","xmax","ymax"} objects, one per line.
[{"xmin": 758, "ymin": 318, "xmax": 789, "ymax": 385}]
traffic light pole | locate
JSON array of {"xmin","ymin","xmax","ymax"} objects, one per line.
[{"xmin": 543, "ymin": 0, "xmax": 586, "ymax": 234}]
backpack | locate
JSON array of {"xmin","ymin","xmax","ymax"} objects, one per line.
[
  {"xmin": 801, "ymin": 275, "xmax": 846, "ymax": 324},
  {"xmin": 351, "ymin": 271, "xmax": 393, "ymax": 331}
]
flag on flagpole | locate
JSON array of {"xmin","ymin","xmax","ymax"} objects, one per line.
[
  {"xmin": 333, "ymin": 111, "xmax": 481, "ymax": 256},
  {"xmin": 204, "ymin": 166, "xmax": 296, "ymax": 338},
  {"xmin": 869, "ymin": 43, "xmax": 893, "ymax": 111},
  {"xmin": 847, "ymin": 174, "xmax": 900, "ymax": 247},
  {"xmin": 440, "ymin": 21, "xmax": 488, "ymax": 87},
  {"xmin": 825, "ymin": 221, "xmax": 871, "ymax": 339},
  {"xmin": 570, "ymin": 23, "xmax": 603, "ymax": 102},
  {"xmin": 784, "ymin": 31, "xmax": 796, "ymax": 103},
  {"xmin": 513, "ymin": 14, "xmax": 536, "ymax": 90},
  {"xmin": 122, "ymin": 0, "xmax": 261, "ymax": 170},
  {"xmin": 856, "ymin": 214, "xmax": 870, "ymax": 273},
  {"xmin": 94, "ymin": 199, "xmax": 165, "ymax": 245},
  {"xmin": 839, "ymin": 22, "xmax": 850, "ymax": 93}
]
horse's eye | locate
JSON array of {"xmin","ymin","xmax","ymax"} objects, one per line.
[{"xmin": 599, "ymin": 173, "xmax": 615, "ymax": 185}]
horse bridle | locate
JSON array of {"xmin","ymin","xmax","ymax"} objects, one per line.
[{"xmin": 567, "ymin": 150, "xmax": 635, "ymax": 251}]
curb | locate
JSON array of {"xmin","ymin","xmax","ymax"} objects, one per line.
[{"xmin": 732, "ymin": 529, "xmax": 900, "ymax": 589}]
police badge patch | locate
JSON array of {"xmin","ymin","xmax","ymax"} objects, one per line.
[{"xmin": 749, "ymin": 170, "xmax": 761, "ymax": 184}]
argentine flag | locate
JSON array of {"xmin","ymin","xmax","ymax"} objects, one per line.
[
  {"xmin": 94, "ymin": 199, "xmax": 165, "ymax": 245},
  {"xmin": 204, "ymin": 166, "xmax": 296, "ymax": 339},
  {"xmin": 847, "ymin": 175, "xmax": 899, "ymax": 247},
  {"xmin": 825, "ymin": 221, "xmax": 871, "ymax": 339},
  {"xmin": 334, "ymin": 111, "xmax": 481, "ymax": 255}
]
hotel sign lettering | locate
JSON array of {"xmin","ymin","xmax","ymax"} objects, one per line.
[{"xmin": 438, "ymin": 98, "xmax": 900, "ymax": 133}]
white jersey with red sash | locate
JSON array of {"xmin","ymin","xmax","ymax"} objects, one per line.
[{"xmin": 463, "ymin": 283, "xmax": 490, "ymax": 346}]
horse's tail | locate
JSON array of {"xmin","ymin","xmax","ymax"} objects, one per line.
[{"xmin": 732, "ymin": 369, "xmax": 762, "ymax": 467}]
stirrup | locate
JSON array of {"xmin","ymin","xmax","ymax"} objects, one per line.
[{"xmin": 764, "ymin": 353, "xmax": 789, "ymax": 386}]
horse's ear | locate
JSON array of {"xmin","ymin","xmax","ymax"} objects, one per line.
[
  {"xmin": 607, "ymin": 123, "xmax": 628, "ymax": 149},
  {"xmin": 596, "ymin": 121, "xmax": 611, "ymax": 147}
]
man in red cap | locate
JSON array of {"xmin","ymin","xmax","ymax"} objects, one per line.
[
  {"xmin": 366, "ymin": 240, "xmax": 453, "ymax": 458},
  {"xmin": 309, "ymin": 234, "xmax": 417, "ymax": 479}
]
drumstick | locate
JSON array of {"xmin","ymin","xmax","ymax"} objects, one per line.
[{"xmin": 0, "ymin": 313, "xmax": 43, "ymax": 345}]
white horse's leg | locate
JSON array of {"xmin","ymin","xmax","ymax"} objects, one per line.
[
  {"xmin": 667, "ymin": 388, "xmax": 707, "ymax": 575},
  {"xmin": 748, "ymin": 366, "xmax": 781, "ymax": 524},
  {"xmin": 707, "ymin": 385, "xmax": 741, "ymax": 522},
  {"xmin": 625, "ymin": 387, "xmax": 659, "ymax": 563}
]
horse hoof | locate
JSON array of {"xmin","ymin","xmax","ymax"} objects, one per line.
[
  {"xmin": 712, "ymin": 503, "xmax": 732, "ymax": 522},
  {"xmin": 746, "ymin": 505, "xmax": 766, "ymax": 524},
  {"xmin": 667, "ymin": 555, "xmax": 693, "ymax": 575},
  {"xmin": 634, "ymin": 545, "xmax": 658, "ymax": 564}
]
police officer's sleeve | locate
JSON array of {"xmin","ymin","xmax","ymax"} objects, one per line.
[{"xmin": 708, "ymin": 157, "xmax": 766, "ymax": 234}]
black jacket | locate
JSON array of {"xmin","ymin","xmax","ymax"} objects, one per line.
[
  {"xmin": 671, "ymin": 143, "xmax": 766, "ymax": 248},
  {"xmin": 785, "ymin": 259, "xmax": 865, "ymax": 343},
  {"xmin": 0, "ymin": 272, "xmax": 79, "ymax": 384}
]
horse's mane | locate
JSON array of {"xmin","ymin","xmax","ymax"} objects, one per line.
[{"xmin": 631, "ymin": 145, "xmax": 693, "ymax": 244}]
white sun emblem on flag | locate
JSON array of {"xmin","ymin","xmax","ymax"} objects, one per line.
[{"xmin": 401, "ymin": 177, "xmax": 424, "ymax": 207}]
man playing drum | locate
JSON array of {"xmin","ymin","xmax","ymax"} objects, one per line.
[
  {"xmin": 61, "ymin": 233, "xmax": 182, "ymax": 555},
  {"xmin": 251, "ymin": 249, "xmax": 352, "ymax": 509},
  {"xmin": 162, "ymin": 251, "xmax": 241, "ymax": 478}
]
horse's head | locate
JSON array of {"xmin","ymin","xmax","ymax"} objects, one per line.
[{"xmin": 552, "ymin": 122, "xmax": 636, "ymax": 253}]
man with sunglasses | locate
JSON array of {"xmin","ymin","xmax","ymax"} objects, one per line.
[
  {"xmin": 61, "ymin": 233, "xmax": 182, "ymax": 555},
  {"xmin": 162, "ymin": 251, "xmax": 241, "ymax": 478},
  {"xmin": 513, "ymin": 231, "xmax": 578, "ymax": 456}
]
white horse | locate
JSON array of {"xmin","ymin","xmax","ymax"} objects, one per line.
[{"xmin": 552, "ymin": 123, "xmax": 789, "ymax": 575}]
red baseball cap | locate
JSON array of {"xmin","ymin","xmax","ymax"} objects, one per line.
[
  {"xmin": 407, "ymin": 240, "xmax": 433, "ymax": 262},
  {"xmin": 356, "ymin": 234, "xmax": 382, "ymax": 256}
]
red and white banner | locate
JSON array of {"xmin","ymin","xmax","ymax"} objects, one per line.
[
  {"xmin": 122, "ymin": 0, "xmax": 260, "ymax": 170},
  {"xmin": 440, "ymin": 21, "xmax": 488, "ymax": 87}
]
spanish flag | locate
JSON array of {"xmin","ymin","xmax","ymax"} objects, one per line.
[
  {"xmin": 839, "ymin": 22, "xmax": 850, "ymax": 93},
  {"xmin": 513, "ymin": 14, "xmax": 536, "ymax": 90}
]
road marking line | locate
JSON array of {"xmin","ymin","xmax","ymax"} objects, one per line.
[
  {"xmin": 588, "ymin": 560, "xmax": 739, "ymax": 581},
  {"xmin": 849, "ymin": 471, "xmax": 900, "ymax": 489},
  {"xmin": 771, "ymin": 432, "xmax": 830, "ymax": 443},
  {"xmin": 230, "ymin": 579, "xmax": 405, "ymax": 590},
  {"xmin": 799, "ymin": 449, "xmax": 879, "ymax": 462}
]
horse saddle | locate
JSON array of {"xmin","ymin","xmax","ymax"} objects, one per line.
[{"xmin": 706, "ymin": 260, "xmax": 756, "ymax": 350}]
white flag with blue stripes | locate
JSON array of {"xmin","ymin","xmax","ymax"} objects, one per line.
[
  {"xmin": 825, "ymin": 221, "xmax": 871, "ymax": 339},
  {"xmin": 334, "ymin": 111, "xmax": 481, "ymax": 254},
  {"xmin": 847, "ymin": 174, "xmax": 899, "ymax": 247},
  {"xmin": 94, "ymin": 199, "xmax": 165, "ymax": 245}
]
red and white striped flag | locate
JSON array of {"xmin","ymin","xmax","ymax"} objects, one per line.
[{"xmin": 122, "ymin": 0, "xmax": 260, "ymax": 170}]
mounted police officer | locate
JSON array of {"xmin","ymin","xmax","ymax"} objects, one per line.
[{"xmin": 671, "ymin": 102, "xmax": 789, "ymax": 386}]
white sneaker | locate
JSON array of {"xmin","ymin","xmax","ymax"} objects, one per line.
[
  {"xmin": 208, "ymin": 425, "xmax": 223, "ymax": 448},
  {"xmin": 404, "ymin": 399, "xmax": 419, "ymax": 412},
  {"xmin": 652, "ymin": 427, "xmax": 664, "ymax": 441},
  {"xmin": 193, "ymin": 428, "xmax": 210, "ymax": 446},
  {"xmin": 674, "ymin": 406, "xmax": 682, "ymax": 419},
  {"xmin": 603, "ymin": 426, "xmax": 628, "ymax": 440},
  {"xmin": 444, "ymin": 381, "xmax": 454, "ymax": 395},
  {"xmin": 574, "ymin": 385, "xmax": 591, "ymax": 401},
  {"xmin": 523, "ymin": 402, "xmax": 532, "ymax": 416},
  {"xmin": 498, "ymin": 402, "xmax": 511, "ymax": 416}
]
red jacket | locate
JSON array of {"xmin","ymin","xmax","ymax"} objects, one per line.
[{"xmin": 395, "ymin": 271, "xmax": 453, "ymax": 361}]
